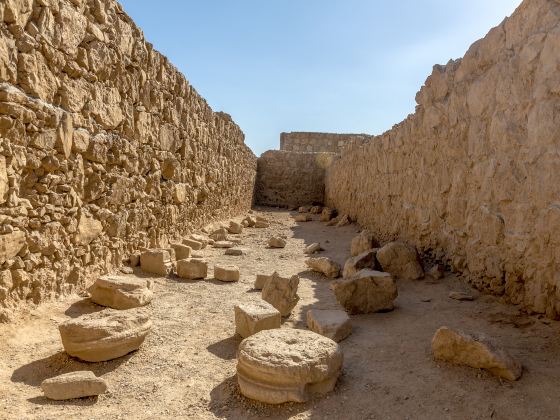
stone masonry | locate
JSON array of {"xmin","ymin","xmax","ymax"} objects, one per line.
[
  {"xmin": 0, "ymin": 0, "xmax": 256, "ymax": 319},
  {"xmin": 280, "ymin": 132, "xmax": 371, "ymax": 154}
]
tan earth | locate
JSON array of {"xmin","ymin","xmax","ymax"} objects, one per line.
[{"xmin": 1, "ymin": 208, "xmax": 560, "ymax": 419}]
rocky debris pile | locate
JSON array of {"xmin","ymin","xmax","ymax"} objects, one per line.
[
  {"xmin": 235, "ymin": 300, "xmax": 281, "ymax": 338},
  {"xmin": 377, "ymin": 242, "xmax": 424, "ymax": 280},
  {"xmin": 343, "ymin": 249, "xmax": 378, "ymax": 278},
  {"xmin": 41, "ymin": 371, "xmax": 108, "ymax": 401},
  {"xmin": 177, "ymin": 259, "xmax": 208, "ymax": 280},
  {"xmin": 432, "ymin": 327, "xmax": 522, "ymax": 381},
  {"xmin": 236, "ymin": 329, "xmax": 343, "ymax": 404},
  {"xmin": 89, "ymin": 275, "xmax": 153, "ymax": 310},
  {"xmin": 304, "ymin": 243, "xmax": 322, "ymax": 254},
  {"xmin": 306, "ymin": 257, "xmax": 341, "ymax": 278},
  {"xmin": 332, "ymin": 269, "xmax": 398, "ymax": 314},
  {"xmin": 59, "ymin": 308, "xmax": 152, "ymax": 362},
  {"xmin": 214, "ymin": 264, "xmax": 240, "ymax": 282},
  {"xmin": 350, "ymin": 231, "xmax": 379, "ymax": 256},
  {"xmin": 268, "ymin": 236, "xmax": 287, "ymax": 248},
  {"xmin": 262, "ymin": 272, "xmax": 300, "ymax": 316},
  {"xmin": 306, "ymin": 309, "xmax": 352, "ymax": 342}
]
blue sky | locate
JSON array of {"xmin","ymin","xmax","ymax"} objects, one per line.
[{"xmin": 119, "ymin": 0, "xmax": 522, "ymax": 155}]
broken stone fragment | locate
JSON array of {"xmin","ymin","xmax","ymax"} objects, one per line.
[
  {"xmin": 428, "ymin": 264, "xmax": 445, "ymax": 279},
  {"xmin": 262, "ymin": 272, "xmax": 300, "ymax": 316},
  {"xmin": 294, "ymin": 214, "xmax": 312, "ymax": 222},
  {"xmin": 41, "ymin": 371, "xmax": 107, "ymax": 401},
  {"xmin": 243, "ymin": 216, "xmax": 256, "ymax": 227},
  {"xmin": 170, "ymin": 243, "xmax": 191, "ymax": 260},
  {"xmin": 320, "ymin": 207, "xmax": 336, "ymax": 222},
  {"xmin": 449, "ymin": 291, "xmax": 475, "ymax": 301},
  {"xmin": 332, "ymin": 269, "xmax": 398, "ymax": 314},
  {"xmin": 307, "ymin": 309, "xmax": 352, "ymax": 342},
  {"xmin": 74, "ymin": 213, "xmax": 103, "ymax": 246},
  {"xmin": 237, "ymin": 329, "xmax": 343, "ymax": 404},
  {"xmin": 254, "ymin": 273, "xmax": 272, "ymax": 290},
  {"xmin": 306, "ymin": 257, "xmax": 341, "ymax": 278},
  {"xmin": 213, "ymin": 241, "xmax": 234, "ymax": 249},
  {"xmin": 209, "ymin": 227, "xmax": 228, "ymax": 241},
  {"xmin": 189, "ymin": 234, "xmax": 209, "ymax": 248},
  {"xmin": 343, "ymin": 249, "xmax": 378, "ymax": 278},
  {"xmin": 176, "ymin": 259, "xmax": 208, "ymax": 280},
  {"xmin": 310, "ymin": 205, "xmax": 323, "ymax": 214},
  {"xmin": 214, "ymin": 264, "xmax": 240, "ymax": 282},
  {"xmin": 228, "ymin": 221, "xmax": 243, "ymax": 234},
  {"xmin": 304, "ymin": 243, "xmax": 321, "ymax": 254},
  {"xmin": 234, "ymin": 300, "xmax": 281, "ymax": 338},
  {"xmin": 59, "ymin": 308, "xmax": 152, "ymax": 362},
  {"xmin": 335, "ymin": 214, "xmax": 351, "ymax": 227},
  {"xmin": 225, "ymin": 248, "xmax": 246, "ymax": 256},
  {"xmin": 268, "ymin": 237, "xmax": 287, "ymax": 248},
  {"xmin": 254, "ymin": 220, "xmax": 269, "ymax": 228},
  {"xmin": 376, "ymin": 242, "xmax": 424, "ymax": 280},
  {"xmin": 0, "ymin": 230, "xmax": 25, "ymax": 264},
  {"xmin": 89, "ymin": 275, "xmax": 153, "ymax": 310},
  {"xmin": 350, "ymin": 230, "xmax": 379, "ymax": 257},
  {"xmin": 431, "ymin": 326, "xmax": 522, "ymax": 381},
  {"xmin": 298, "ymin": 206, "xmax": 311, "ymax": 213},
  {"xmin": 140, "ymin": 249, "xmax": 173, "ymax": 276},
  {"xmin": 183, "ymin": 238, "xmax": 203, "ymax": 251}
]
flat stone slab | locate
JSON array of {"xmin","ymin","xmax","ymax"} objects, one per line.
[
  {"xmin": 235, "ymin": 300, "xmax": 281, "ymax": 338},
  {"xmin": 432, "ymin": 327, "xmax": 522, "ymax": 381},
  {"xmin": 262, "ymin": 272, "xmax": 300, "ymax": 316},
  {"xmin": 41, "ymin": 371, "xmax": 108, "ymax": 400},
  {"xmin": 306, "ymin": 309, "xmax": 352, "ymax": 342},
  {"xmin": 304, "ymin": 243, "xmax": 321, "ymax": 254},
  {"xmin": 213, "ymin": 241, "xmax": 235, "ymax": 249},
  {"xmin": 214, "ymin": 264, "xmax": 240, "ymax": 282},
  {"xmin": 237, "ymin": 329, "xmax": 343, "ymax": 404},
  {"xmin": 59, "ymin": 308, "xmax": 152, "ymax": 362},
  {"xmin": 89, "ymin": 275, "xmax": 153, "ymax": 310},
  {"xmin": 306, "ymin": 257, "xmax": 341, "ymax": 278},
  {"xmin": 176, "ymin": 259, "xmax": 208, "ymax": 280}
]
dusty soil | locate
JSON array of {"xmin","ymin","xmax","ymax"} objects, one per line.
[{"xmin": 1, "ymin": 207, "xmax": 560, "ymax": 420}]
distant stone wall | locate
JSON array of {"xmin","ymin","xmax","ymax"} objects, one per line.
[
  {"xmin": 255, "ymin": 151, "xmax": 334, "ymax": 207},
  {"xmin": 280, "ymin": 132, "xmax": 371, "ymax": 154},
  {"xmin": 326, "ymin": 0, "xmax": 560, "ymax": 317},
  {"xmin": 0, "ymin": 0, "xmax": 256, "ymax": 319}
]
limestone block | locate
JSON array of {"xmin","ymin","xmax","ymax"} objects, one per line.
[
  {"xmin": 176, "ymin": 259, "xmax": 208, "ymax": 280},
  {"xmin": 343, "ymin": 249, "xmax": 378, "ymax": 278},
  {"xmin": 320, "ymin": 208, "xmax": 336, "ymax": 222},
  {"xmin": 432, "ymin": 327, "xmax": 522, "ymax": 381},
  {"xmin": 254, "ymin": 273, "xmax": 272, "ymax": 290},
  {"xmin": 234, "ymin": 300, "xmax": 281, "ymax": 338},
  {"xmin": 377, "ymin": 242, "xmax": 424, "ymax": 280},
  {"xmin": 304, "ymin": 243, "xmax": 321, "ymax": 254},
  {"xmin": 140, "ymin": 250, "xmax": 173, "ymax": 276},
  {"xmin": 89, "ymin": 275, "xmax": 153, "ymax": 309},
  {"xmin": 41, "ymin": 371, "xmax": 107, "ymax": 401},
  {"xmin": 214, "ymin": 264, "xmax": 240, "ymax": 282},
  {"xmin": 59, "ymin": 308, "xmax": 152, "ymax": 362},
  {"xmin": 183, "ymin": 238, "xmax": 203, "ymax": 251},
  {"xmin": 306, "ymin": 309, "xmax": 352, "ymax": 342},
  {"xmin": 335, "ymin": 215, "xmax": 351, "ymax": 227},
  {"xmin": 74, "ymin": 213, "xmax": 103, "ymax": 246},
  {"xmin": 237, "ymin": 329, "xmax": 343, "ymax": 404},
  {"xmin": 306, "ymin": 257, "xmax": 340, "ymax": 278},
  {"xmin": 310, "ymin": 206, "xmax": 323, "ymax": 214},
  {"xmin": 225, "ymin": 248, "xmax": 247, "ymax": 256},
  {"xmin": 350, "ymin": 231, "xmax": 379, "ymax": 257},
  {"xmin": 228, "ymin": 221, "xmax": 243, "ymax": 234},
  {"xmin": 332, "ymin": 269, "xmax": 398, "ymax": 314},
  {"xmin": 213, "ymin": 241, "xmax": 234, "ymax": 249},
  {"xmin": 268, "ymin": 237, "xmax": 287, "ymax": 248},
  {"xmin": 262, "ymin": 272, "xmax": 299, "ymax": 316},
  {"xmin": 294, "ymin": 214, "xmax": 311, "ymax": 222},
  {"xmin": 170, "ymin": 243, "xmax": 191, "ymax": 260},
  {"xmin": 0, "ymin": 230, "xmax": 25, "ymax": 264},
  {"xmin": 210, "ymin": 227, "xmax": 228, "ymax": 241}
]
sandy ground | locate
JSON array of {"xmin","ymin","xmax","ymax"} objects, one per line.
[{"xmin": 1, "ymin": 207, "xmax": 560, "ymax": 420}]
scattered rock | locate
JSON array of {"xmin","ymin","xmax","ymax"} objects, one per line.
[
  {"xmin": 41, "ymin": 371, "xmax": 108, "ymax": 401},
  {"xmin": 170, "ymin": 243, "xmax": 192, "ymax": 260},
  {"xmin": 59, "ymin": 308, "xmax": 152, "ymax": 362},
  {"xmin": 213, "ymin": 241, "xmax": 235, "ymax": 249},
  {"xmin": 262, "ymin": 272, "xmax": 300, "ymax": 316},
  {"xmin": 214, "ymin": 264, "xmax": 240, "ymax": 282},
  {"xmin": 120, "ymin": 267, "xmax": 134, "ymax": 274},
  {"xmin": 255, "ymin": 220, "xmax": 269, "ymax": 228},
  {"xmin": 343, "ymin": 249, "xmax": 378, "ymax": 278},
  {"xmin": 89, "ymin": 275, "xmax": 153, "ymax": 310},
  {"xmin": 306, "ymin": 257, "xmax": 341, "ymax": 278},
  {"xmin": 237, "ymin": 329, "xmax": 343, "ymax": 404},
  {"xmin": 225, "ymin": 248, "xmax": 247, "ymax": 256},
  {"xmin": 243, "ymin": 216, "xmax": 257, "ymax": 227},
  {"xmin": 268, "ymin": 237, "xmax": 287, "ymax": 248},
  {"xmin": 140, "ymin": 249, "xmax": 173, "ymax": 276},
  {"xmin": 449, "ymin": 291, "xmax": 475, "ymax": 301},
  {"xmin": 294, "ymin": 214, "xmax": 312, "ymax": 222},
  {"xmin": 320, "ymin": 207, "xmax": 336, "ymax": 222},
  {"xmin": 336, "ymin": 214, "xmax": 351, "ymax": 227},
  {"xmin": 310, "ymin": 205, "xmax": 323, "ymax": 214},
  {"xmin": 228, "ymin": 221, "xmax": 243, "ymax": 234},
  {"xmin": 306, "ymin": 309, "xmax": 352, "ymax": 342},
  {"xmin": 431, "ymin": 326, "xmax": 522, "ymax": 381},
  {"xmin": 189, "ymin": 234, "xmax": 209, "ymax": 248},
  {"xmin": 350, "ymin": 231, "xmax": 379, "ymax": 256},
  {"xmin": 332, "ymin": 269, "xmax": 398, "ymax": 314},
  {"xmin": 298, "ymin": 206, "xmax": 311, "ymax": 213},
  {"xmin": 210, "ymin": 227, "xmax": 228, "ymax": 242},
  {"xmin": 235, "ymin": 300, "xmax": 281, "ymax": 338},
  {"xmin": 377, "ymin": 242, "xmax": 424, "ymax": 280},
  {"xmin": 428, "ymin": 264, "xmax": 445, "ymax": 279},
  {"xmin": 176, "ymin": 259, "xmax": 208, "ymax": 280},
  {"xmin": 182, "ymin": 238, "xmax": 203, "ymax": 251},
  {"xmin": 304, "ymin": 243, "xmax": 322, "ymax": 254},
  {"xmin": 254, "ymin": 273, "xmax": 272, "ymax": 290}
]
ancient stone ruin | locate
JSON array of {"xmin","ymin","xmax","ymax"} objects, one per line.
[{"xmin": 1, "ymin": 0, "xmax": 560, "ymax": 417}]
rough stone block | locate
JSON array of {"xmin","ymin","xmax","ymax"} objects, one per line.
[
  {"xmin": 176, "ymin": 259, "xmax": 208, "ymax": 280},
  {"xmin": 41, "ymin": 371, "xmax": 108, "ymax": 401},
  {"xmin": 234, "ymin": 300, "xmax": 281, "ymax": 338},
  {"xmin": 306, "ymin": 309, "xmax": 352, "ymax": 342},
  {"xmin": 377, "ymin": 242, "xmax": 424, "ymax": 280},
  {"xmin": 262, "ymin": 272, "xmax": 299, "ymax": 316},
  {"xmin": 170, "ymin": 243, "xmax": 191, "ymax": 260},
  {"xmin": 140, "ymin": 249, "xmax": 173, "ymax": 276},
  {"xmin": 89, "ymin": 275, "xmax": 153, "ymax": 309},
  {"xmin": 350, "ymin": 230, "xmax": 379, "ymax": 257},
  {"xmin": 343, "ymin": 249, "xmax": 378, "ymax": 278},
  {"xmin": 306, "ymin": 257, "xmax": 340, "ymax": 278},
  {"xmin": 182, "ymin": 238, "xmax": 203, "ymax": 251},
  {"xmin": 268, "ymin": 237, "xmax": 287, "ymax": 248},
  {"xmin": 214, "ymin": 264, "xmax": 240, "ymax": 282},
  {"xmin": 254, "ymin": 273, "xmax": 272, "ymax": 290}
]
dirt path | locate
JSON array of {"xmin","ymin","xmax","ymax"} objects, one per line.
[{"xmin": 1, "ymin": 208, "xmax": 560, "ymax": 420}]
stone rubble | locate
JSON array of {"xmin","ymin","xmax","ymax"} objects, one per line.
[
  {"xmin": 41, "ymin": 371, "xmax": 108, "ymax": 401},
  {"xmin": 294, "ymin": 214, "xmax": 312, "ymax": 222},
  {"xmin": 262, "ymin": 272, "xmax": 300, "ymax": 316},
  {"xmin": 304, "ymin": 243, "xmax": 322, "ymax": 254},
  {"xmin": 350, "ymin": 231, "xmax": 379, "ymax": 257},
  {"xmin": 342, "ymin": 249, "xmax": 378, "ymax": 278},
  {"xmin": 306, "ymin": 257, "xmax": 341, "ymax": 278}
]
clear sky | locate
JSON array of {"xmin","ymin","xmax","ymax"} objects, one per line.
[{"xmin": 118, "ymin": 0, "xmax": 522, "ymax": 156}]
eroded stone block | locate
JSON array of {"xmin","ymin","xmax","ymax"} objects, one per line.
[{"xmin": 235, "ymin": 300, "xmax": 281, "ymax": 338}]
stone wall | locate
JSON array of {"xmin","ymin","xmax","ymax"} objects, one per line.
[
  {"xmin": 326, "ymin": 0, "xmax": 560, "ymax": 317},
  {"xmin": 255, "ymin": 151, "xmax": 334, "ymax": 208},
  {"xmin": 0, "ymin": 0, "xmax": 256, "ymax": 319},
  {"xmin": 280, "ymin": 132, "xmax": 371, "ymax": 154}
]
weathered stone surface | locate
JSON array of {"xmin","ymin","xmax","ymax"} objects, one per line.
[
  {"xmin": 234, "ymin": 300, "xmax": 281, "ymax": 338},
  {"xmin": 59, "ymin": 308, "xmax": 152, "ymax": 362},
  {"xmin": 350, "ymin": 231, "xmax": 379, "ymax": 257},
  {"xmin": 74, "ymin": 213, "xmax": 103, "ymax": 246},
  {"xmin": 432, "ymin": 327, "xmax": 522, "ymax": 381},
  {"xmin": 304, "ymin": 243, "xmax": 321, "ymax": 254},
  {"xmin": 189, "ymin": 234, "xmax": 209, "ymax": 249},
  {"xmin": 210, "ymin": 227, "xmax": 228, "ymax": 242},
  {"xmin": 335, "ymin": 215, "xmax": 351, "ymax": 227},
  {"xmin": 213, "ymin": 241, "xmax": 234, "ymax": 249},
  {"xmin": 332, "ymin": 269, "xmax": 398, "ymax": 314},
  {"xmin": 237, "ymin": 329, "xmax": 343, "ymax": 404},
  {"xmin": 41, "ymin": 371, "xmax": 108, "ymax": 401},
  {"xmin": 306, "ymin": 309, "xmax": 352, "ymax": 342},
  {"xmin": 0, "ymin": 230, "xmax": 25, "ymax": 264},
  {"xmin": 343, "ymin": 249, "xmax": 378, "ymax": 278},
  {"xmin": 268, "ymin": 237, "xmax": 287, "ymax": 248},
  {"xmin": 449, "ymin": 291, "xmax": 475, "ymax": 301},
  {"xmin": 376, "ymin": 242, "xmax": 424, "ymax": 280},
  {"xmin": 294, "ymin": 214, "xmax": 312, "ymax": 222},
  {"xmin": 176, "ymin": 259, "xmax": 208, "ymax": 280},
  {"xmin": 262, "ymin": 272, "xmax": 300, "ymax": 316},
  {"xmin": 214, "ymin": 264, "xmax": 240, "ymax": 282},
  {"xmin": 140, "ymin": 250, "xmax": 173, "ymax": 276},
  {"xmin": 320, "ymin": 207, "xmax": 336, "ymax": 222},
  {"xmin": 89, "ymin": 275, "xmax": 153, "ymax": 309},
  {"xmin": 254, "ymin": 220, "xmax": 270, "ymax": 228},
  {"xmin": 183, "ymin": 238, "xmax": 203, "ymax": 251},
  {"xmin": 170, "ymin": 243, "xmax": 191, "ymax": 260},
  {"xmin": 306, "ymin": 257, "xmax": 340, "ymax": 278},
  {"xmin": 243, "ymin": 215, "xmax": 256, "ymax": 227},
  {"xmin": 225, "ymin": 248, "xmax": 246, "ymax": 256},
  {"xmin": 299, "ymin": 206, "xmax": 311, "ymax": 213},
  {"xmin": 310, "ymin": 205, "xmax": 323, "ymax": 214},
  {"xmin": 0, "ymin": 156, "xmax": 8, "ymax": 204},
  {"xmin": 228, "ymin": 221, "xmax": 243, "ymax": 234},
  {"xmin": 254, "ymin": 273, "xmax": 272, "ymax": 290}
]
